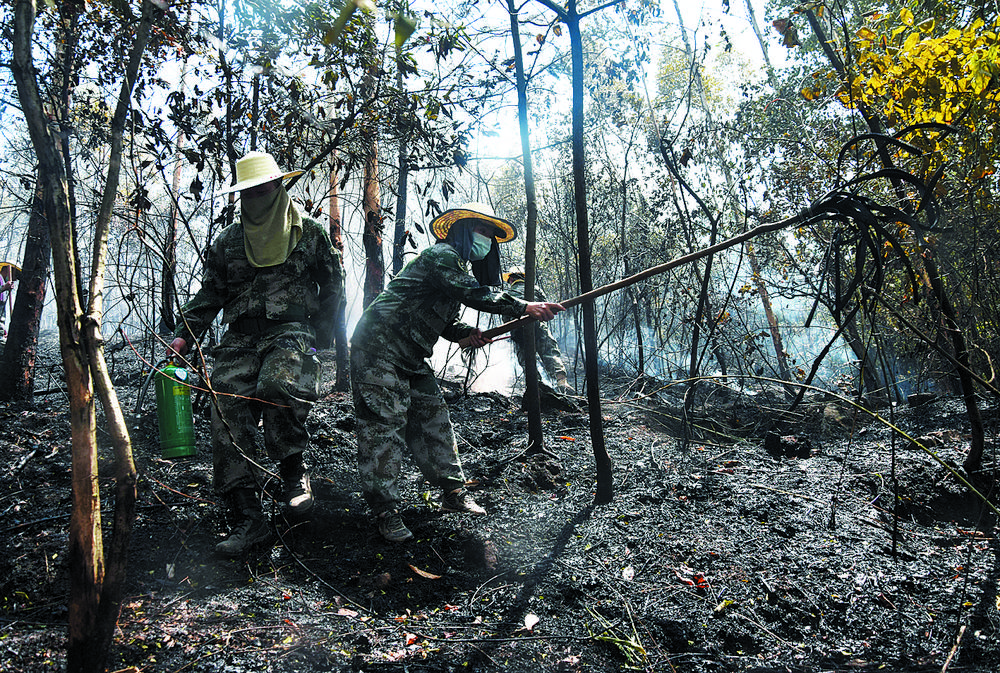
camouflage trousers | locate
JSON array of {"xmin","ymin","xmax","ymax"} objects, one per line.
[
  {"xmin": 511, "ymin": 321, "xmax": 568, "ymax": 383},
  {"xmin": 209, "ymin": 323, "xmax": 320, "ymax": 495},
  {"xmin": 351, "ymin": 348, "xmax": 465, "ymax": 514}
]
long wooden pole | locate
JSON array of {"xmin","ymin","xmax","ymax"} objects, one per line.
[{"xmin": 463, "ymin": 211, "xmax": 806, "ymax": 347}]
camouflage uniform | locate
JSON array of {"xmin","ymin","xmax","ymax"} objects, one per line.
[
  {"xmin": 507, "ymin": 279, "xmax": 569, "ymax": 384},
  {"xmin": 351, "ymin": 243, "xmax": 526, "ymax": 514},
  {"xmin": 175, "ymin": 217, "xmax": 344, "ymax": 496}
]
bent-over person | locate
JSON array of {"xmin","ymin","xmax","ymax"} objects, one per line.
[{"xmin": 351, "ymin": 202, "xmax": 564, "ymax": 542}]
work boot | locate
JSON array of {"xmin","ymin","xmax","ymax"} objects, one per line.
[
  {"xmin": 441, "ymin": 488, "xmax": 487, "ymax": 515},
  {"xmin": 377, "ymin": 510, "xmax": 414, "ymax": 543},
  {"xmin": 215, "ymin": 489, "xmax": 274, "ymax": 558},
  {"xmin": 280, "ymin": 453, "xmax": 314, "ymax": 514}
]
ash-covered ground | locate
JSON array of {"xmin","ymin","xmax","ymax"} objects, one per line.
[{"xmin": 1, "ymin": 348, "xmax": 999, "ymax": 672}]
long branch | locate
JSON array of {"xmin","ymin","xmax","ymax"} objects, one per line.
[{"xmin": 461, "ymin": 211, "xmax": 807, "ymax": 347}]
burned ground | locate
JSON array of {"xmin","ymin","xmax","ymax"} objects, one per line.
[{"xmin": 1, "ymin": 356, "xmax": 999, "ymax": 672}]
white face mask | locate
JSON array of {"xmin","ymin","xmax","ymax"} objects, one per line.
[{"xmin": 470, "ymin": 232, "xmax": 493, "ymax": 261}]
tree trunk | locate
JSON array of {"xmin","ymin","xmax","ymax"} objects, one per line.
[
  {"xmin": 328, "ymin": 158, "xmax": 349, "ymax": 391},
  {"xmin": 839, "ymin": 310, "xmax": 883, "ymax": 399},
  {"xmin": 161, "ymin": 133, "xmax": 185, "ymax": 334},
  {"xmin": 747, "ymin": 247, "xmax": 795, "ymax": 398},
  {"xmin": 392, "ymin": 41, "xmax": 410, "ymax": 275},
  {"xmin": 14, "ymin": 2, "xmax": 150, "ymax": 670},
  {"xmin": 0, "ymin": 177, "xmax": 51, "ymax": 401},
  {"xmin": 804, "ymin": 8, "xmax": 984, "ymax": 469},
  {"xmin": 13, "ymin": 3, "xmax": 102, "ymax": 669},
  {"xmin": 362, "ymin": 135, "xmax": 384, "ymax": 307},
  {"xmin": 361, "ymin": 17, "xmax": 384, "ymax": 308},
  {"xmin": 507, "ymin": 0, "xmax": 546, "ymax": 455},
  {"xmin": 568, "ymin": 3, "xmax": 613, "ymax": 503},
  {"xmin": 743, "ymin": 0, "xmax": 775, "ymax": 77},
  {"xmin": 923, "ymin": 250, "xmax": 985, "ymax": 472},
  {"xmin": 619, "ymin": 159, "xmax": 644, "ymax": 376}
]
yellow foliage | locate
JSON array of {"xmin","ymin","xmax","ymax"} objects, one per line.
[{"xmin": 842, "ymin": 10, "xmax": 1000, "ymax": 179}]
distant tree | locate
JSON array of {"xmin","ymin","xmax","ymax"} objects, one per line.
[{"xmin": 0, "ymin": 178, "xmax": 50, "ymax": 401}]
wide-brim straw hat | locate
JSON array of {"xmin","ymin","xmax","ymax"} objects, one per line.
[
  {"xmin": 503, "ymin": 266, "xmax": 525, "ymax": 283},
  {"xmin": 216, "ymin": 151, "xmax": 304, "ymax": 196},
  {"xmin": 430, "ymin": 202, "xmax": 517, "ymax": 243}
]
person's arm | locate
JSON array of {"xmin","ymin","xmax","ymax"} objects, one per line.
[
  {"xmin": 524, "ymin": 302, "xmax": 563, "ymax": 322},
  {"xmin": 431, "ymin": 248, "xmax": 528, "ymax": 318},
  {"xmin": 454, "ymin": 301, "xmax": 565, "ymax": 349}
]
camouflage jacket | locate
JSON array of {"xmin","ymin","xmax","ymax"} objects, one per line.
[
  {"xmin": 174, "ymin": 216, "xmax": 344, "ymax": 348},
  {"xmin": 351, "ymin": 242, "xmax": 527, "ymax": 365}
]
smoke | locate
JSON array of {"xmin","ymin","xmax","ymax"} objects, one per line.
[{"xmin": 430, "ymin": 310, "xmax": 519, "ymax": 395}]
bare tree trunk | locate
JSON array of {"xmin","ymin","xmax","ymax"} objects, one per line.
[
  {"xmin": 161, "ymin": 133, "xmax": 184, "ymax": 334},
  {"xmin": 668, "ymin": 0, "xmax": 726, "ymax": 415},
  {"xmin": 328, "ymin": 158, "xmax": 349, "ymax": 390},
  {"xmin": 743, "ymin": 0, "xmax": 775, "ymax": 75},
  {"xmin": 362, "ymin": 135, "xmax": 384, "ymax": 307},
  {"xmin": 361, "ymin": 16, "xmax": 384, "ymax": 308},
  {"xmin": 13, "ymin": 3, "xmax": 100, "ymax": 668},
  {"xmin": 392, "ymin": 39, "xmax": 410, "ymax": 275},
  {"xmin": 14, "ymin": 2, "xmax": 151, "ymax": 670},
  {"xmin": 219, "ymin": 0, "xmax": 237, "ymax": 229},
  {"xmin": 392, "ymin": 144, "xmax": 409, "ymax": 274},
  {"xmin": 839, "ymin": 312, "xmax": 883, "ymax": 398},
  {"xmin": 567, "ymin": 2, "xmax": 612, "ymax": 503},
  {"xmin": 923, "ymin": 250, "xmax": 985, "ymax": 471},
  {"xmin": 619, "ymin": 158, "xmax": 644, "ymax": 375},
  {"xmin": 507, "ymin": 0, "xmax": 547, "ymax": 455},
  {"xmin": 747, "ymin": 247, "xmax": 795, "ymax": 398},
  {"xmin": 0, "ymin": 177, "xmax": 50, "ymax": 401}
]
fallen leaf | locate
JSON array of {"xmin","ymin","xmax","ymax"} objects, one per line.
[
  {"xmin": 558, "ymin": 655, "xmax": 581, "ymax": 670},
  {"xmin": 622, "ymin": 566, "xmax": 635, "ymax": 581},
  {"xmin": 713, "ymin": 599, "xmax": 736, "ymax": 614},
  {"xmin": 557, "ymin": 436, "xmax": 576, "ymax": 441},
  {"xmin": 336, "ymin": 608, "xmax": 358, "ymax": 617},
  {"xmin": 408, "ymin": 564, "xmax": 441, "ymax": 580},
  {"xmin": 405, "ymin": 632, "xmax": 418, "ymax": 645},
  {"xmin": 524, "ymin": 613, "xmax": 539, "ymax": 631}
]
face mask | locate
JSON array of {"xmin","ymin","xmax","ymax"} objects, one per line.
[{"xmin": 470, "ymin": 232, "xmax": 493, "ymax": 261}]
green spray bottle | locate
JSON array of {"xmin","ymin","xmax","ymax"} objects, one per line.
[{"xmin": 154, "ymin": 358, "xmax": 196, "ymax": 459}]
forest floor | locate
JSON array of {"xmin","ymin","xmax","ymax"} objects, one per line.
[{"xmin": 1, "ymin": 347, "xmax": 999, "ymax": 673}]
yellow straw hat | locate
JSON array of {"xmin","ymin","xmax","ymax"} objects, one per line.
[
  {"xmin": 430, "ymin": 202, "xmax": 517, "ymax": 243},
  {"xmin": 502, "ymin": 266, "xmax": 525, "ymax": 283},
  {"xmin": 216, "ymin": 151, "xmax": 305, "ymax": 196}
]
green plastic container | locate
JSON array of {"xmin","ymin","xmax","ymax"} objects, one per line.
[{"xmin": 154, "ymin": 360, "xmax": 196, "ymax": 459}]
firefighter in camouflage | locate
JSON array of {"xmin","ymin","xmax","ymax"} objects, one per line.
[
  {"xmin": 169, "ymin": 152, "xmax": 344, "ymax": 558},
  {"xmin": 351, "ymin": 202, "xmax": 564, "ymax": 542},
  {"xmin": 503, "ymin": 267, "xmax": 572, "ymax": 393}
]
